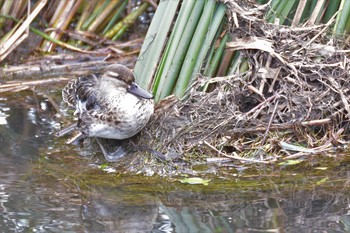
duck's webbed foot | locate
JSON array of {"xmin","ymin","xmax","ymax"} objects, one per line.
[{"xmin": 95, "ymin": 138, "xmax": 127, "ymax": 162}]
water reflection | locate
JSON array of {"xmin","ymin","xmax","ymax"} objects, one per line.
[
  {"xmin": 82, "ymin": 188, "xmax": 159, "ymax": 233},
  {"xmin": 0, "ymin": 90, "xmax": 82, "ymax": 232},
  {"xmin": 0, "ymin": 88, "xmax": 350, "ymax": 232},
  {"xmin": 0, "ymin": 92, "xmax": 58, "ymax": 159}
]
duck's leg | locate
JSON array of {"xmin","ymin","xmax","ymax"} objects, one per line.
[
  {"xmin": 55, "ymin": 123, "xmax": 77, "ymax": 137},
  {"xmin": 56, "ymin": 124, "xmax": 86, "ymax": 145},
  {"xmin": 95, "ymin": 138, "xmax": 127, "ymax": 162},
  {"xmin": 66, "ymin": 132, "xmax": 86, "ymax": 145}
]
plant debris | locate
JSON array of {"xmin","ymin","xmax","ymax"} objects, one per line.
[{"xmin": 126, "ymin": 1, "xmax": 350, "ymax": 174}]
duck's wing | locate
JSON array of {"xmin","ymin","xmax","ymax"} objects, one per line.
[
  {"xmin": 62, "ymin": 79, "xmax": 78, "ymax": 107},
  {"xmin": 75, "ymin": 74, "xmax": 101, "ymax": 111},
  {"xmin": 62, "ymin": 74, "xmax": 101, "ymax": 111}
]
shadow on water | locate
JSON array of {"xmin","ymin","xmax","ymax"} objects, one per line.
[{"xmin": 1, "ymin": 84, "xmax": 350, "ymax": 232}]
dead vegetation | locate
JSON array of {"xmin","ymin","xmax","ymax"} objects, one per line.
[{"xmin": 138, "ymin": 3, "xmax": 350, "ymax": 167}]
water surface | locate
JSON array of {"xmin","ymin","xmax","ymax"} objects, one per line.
[{"xmin": 0, "ymin": 85, "xmax": 350, "ymax": 233}]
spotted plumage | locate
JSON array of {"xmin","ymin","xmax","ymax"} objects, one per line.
[{"xmin": 61, "ymin": 64, "xmax": 154, "ymax": 140}]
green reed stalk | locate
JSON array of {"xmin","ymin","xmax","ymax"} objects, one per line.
[
  {"xmin": 154, "ymin": 0, "xmax": 205, "ymax": 100},
  {"xmin": 104, "ymin": 2, "xmax": 149, "ymax": 40},
  {"xmin": 174, "ymin": 0, "xmax": 222, "ymax": 97},
  {"xmin": 334, "ymin": 0, "xmax": 350, "ymax": 34},
  {"xmin": 151, "ymin": 0, "xmax": 196, "ymax": 100},
  {"xmin": 102, "ymin": 0, "xmax": 127, "ymax": 35},
  {"xmin": 134, "ymin": 0, "xmax": 180, "ymax": 90}
]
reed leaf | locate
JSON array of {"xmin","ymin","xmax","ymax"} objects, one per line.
[
  {"xmin": 323, "ymin": 0, "xmax": 341, "ymax": 23},
  {"xmin": 0, "ymin": 17, "xmax": 23, "ymax": 45},
  {"xmin": 279, "ymin": 0, "xmax": 297, "ymax": 25},
  {"xmin": 292, "ymin": 0, "xmax": 307, "ymax": 26},
  {"xmin": 344, "ymin": 10, "xmax": 350, "ymax": 34},
  {"xmin": 307, "ymin": 0, "xmax": 326, "ymax": 25},
  {"xmin": 217, "ymin": 49, "xmax": 235, "ymax": 76},
  {"xmin": 75, "ymin": 0, "xmax": 96, "ymax": 31},
  {"xmin": 10, "ymin": 0, "xmax": 27, "ymax": 21},
  {"xmin": 41, "ymin": 0, "xmax": 82, "ymax": 52},
  {"xmin": 81, "ymin": 0, "xmax": 108, "ymax": 31},
  {"xmin": 151, "ymin": 0, "xmax": 196, "ymax": 99},
  {"xmin": 299, "ymin": 0, "xmax": 314, "ymax": 23},
  {"xmin": 173, "ymin": 0, "xmax": 220, "ymax": 97},
  {"xmin": 334, "ymin": 0, "xmax": 350, "ymax": 34},
  {"xmin": 205, "ymin": 33, "xmax": 229, "ymax": 77},
  {"xmin": 272, "ymin": 0, "xmax": 288, "ymax": 24},
  {"xmin": 154, "ymin": 0, "xmax": 205, "ymax": 100},
  {"xmin": 227, "ymin": 51, "xmax": 241, "ymax": 75},
  {"xmin": 191, "ymin": 3, "xmax": 226, "ymax": 77},
  {"xmin": 201, "ymin": 33, "xmax": 229, "ymax": 92},
  {"xmin": 0, "ymin": 0, "xmax": 47, "ymax": 61},
  {"xmin": 265, "ymin": 0, "xmax": 282, "ymax": 23},
  {"xmin": 0, "ymin": 14, "xmax": 92, "ymax": 54},
  {"xmin": 134, "ymin": 0, "xmax": 180, "ymax": 90}
]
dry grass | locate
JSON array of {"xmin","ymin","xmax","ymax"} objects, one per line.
[{"xmin": 139, "ymin": 2, "xmax": 350, "ymax": 167}]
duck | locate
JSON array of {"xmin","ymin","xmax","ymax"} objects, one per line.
[{"xmin": 57, "ymin": 64, "xmax": 154, "ymax": 162}]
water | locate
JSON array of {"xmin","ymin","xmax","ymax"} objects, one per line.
[{"xmin": 1, "ymin": 85, "xmax": 350, "ymax": 233}]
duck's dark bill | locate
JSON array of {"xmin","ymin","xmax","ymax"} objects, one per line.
[{"xmin": 127, "ymin": 83, "xmax": 153, "ymax": 99}]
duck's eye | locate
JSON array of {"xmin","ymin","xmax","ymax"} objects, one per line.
[{"xmin": 129, "ymin": 83, "xmax": 138, "ymax": 90}]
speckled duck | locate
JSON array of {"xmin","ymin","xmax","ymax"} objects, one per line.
[{"xmin": 58, "ymin": 64, "xmax": 154, "ymax": 161}]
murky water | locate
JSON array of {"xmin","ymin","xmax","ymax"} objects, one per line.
[{"xmin": 1, "ymin": 84, "xmax": 350, "ymax": 233}]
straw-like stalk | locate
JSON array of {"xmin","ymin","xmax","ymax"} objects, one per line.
[
  {"xmin": 104, "ymin": 2, "xmax": 150, "ymax": 40},
  {"xmin": 0, "ymin": 0, "xmax": 47, "ymax": 62},
  {"xmin": 40, "ymin": 0, "xmax": 83, "ymax": 52},
  {"xmin": 102, "ymin": 0, "xmax": 128, "ymax": 35},
  {"xmin": 0, "ymin": 14, "xmax": 93, "ymax": 55},
  {"xmin": 0, "ymin": 0, "xmax": 13, "ymax": 29},
  {"xmin": 87, "ymin": 0, "xmax": 122, "ymax": 33}
]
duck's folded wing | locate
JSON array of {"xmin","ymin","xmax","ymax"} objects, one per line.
[
  {"xmin": 62, "ymin": 74, "xmax": 101, "ymax": 111},
  {"xmin": 62, "ymin": 79, "xmax": 78, "ymax": 107},
  {"xmin": 75, "ymin": 74, "xmax": 101, "ymax": 111}
]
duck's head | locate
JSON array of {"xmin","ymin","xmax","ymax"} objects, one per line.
[{"xmin": 103, "ymin": 64, "xmax": 153, "ymax": 99}]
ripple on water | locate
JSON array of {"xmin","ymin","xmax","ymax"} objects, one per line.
[{"xmin": 0, "ymin": 172, "xmax": 83, "ymax": 232}]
